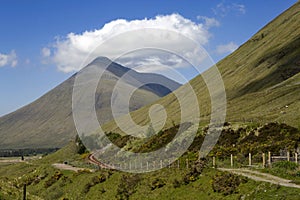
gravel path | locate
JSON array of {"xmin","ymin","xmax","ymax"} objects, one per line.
[
  {"xmin": 52, "ymin": 163, "xmax": 94, "ymax": 172},
  {"xmin": 218, "ymin": 168, "xmax": 300, "ymax": 189}
]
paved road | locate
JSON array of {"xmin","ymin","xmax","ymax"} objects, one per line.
[
  {"xmin": 88, "ymin": 154, "xmax": 115, "ymax": 169},
  {"xmin": 218, "ymin": 168, "xmax": 300, "ymax": 189}
]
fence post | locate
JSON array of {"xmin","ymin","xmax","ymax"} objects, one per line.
[
  {"xmin": 287, "ymin": 151, "xmax": 290, "ymax": 161},
  {"xmin": 186, "ymin": 159, "xmax": 189, "ymax": 169},
  {"xmin": 177, "ymin": 159, "xmax": 180, "ymax": 169},
  {"xmin": 262, "ymin": 153, "xmax": 265, "ymax": 168},
  {"xmin": 249, "ymin": 153, "xmax": 252, "ymax": 166},
  {"xmin": 160, "ymin": 160, "xmax": 163, "ymax": 169},
  {"xmin": 23, "ymin": 184, "xmax": 26, "ymax": 200},
  {"xmin": 230, "ymin": 154, "xmax": 233, "ymax": 167},
  {"xmin": 295, "ymin": 153, "xmax": 298, "ymax": 164},
  {"xmin": 213, "ymin": 156, "xmax": 216, "ymax": 168},
  {"xmin": 268, "ymin": 151, "xmax": 272, "ymax": 167}
]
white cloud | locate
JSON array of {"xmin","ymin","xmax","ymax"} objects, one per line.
[
  {"xmin": 45, "ymin": 14, "xmax": 214, "ymax": 74},
  {"xmin": 197, "ymin": 16, "xmax": 220, "ymax": 28},
  {"xmin": 216, "ymin": 42, "xmax": 238, "ymax": 55},
  {"xmin": 233, "ymin": 3, "xmax": 246, "ymax": 15},
  {"xmin": 0, "ymin": 50, "xmax": 18, "ymax": 67},
  {"xmin": 41, "ymin": 47, "xmax": 51, "ymax": 57},
  {"xmin": 213, "ymin": 2, "xmax": 246, "ymax": 17}
]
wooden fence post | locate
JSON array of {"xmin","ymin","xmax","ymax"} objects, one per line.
[
  {"xmin": 186, "ymin": 159, "xmax": 189, "ymax": 169},
  {"xmin": 268, "ymin": 151, "xmax": 272, "ymax": 167},
  {"xmin": 230, "ymin": 154, "xmax": 233, "ymax": 167},
  {"xmin": 262, "ymin": 153, "xmax": 265, "ymax": 168},
  {"xmin": 287, "ymin": 151, "xmax": 290, "ymax": 161},
  {"xmin": 177, "ymin": 160, "xmax": 180, "ymax": 169},
  {"xmin": 213, "ymin": 157, "xmax": 216, "ymax": 168},
  {"xmin": 23, "ymin": 184, "xmax": 26, "ymax": 200},
  {"xmin": 249, "ymin": 153, "xmax": 252, "ymax": 166},
  {"xmin": 295, "ymin": 153, "xmax": 298, "ymax": 164}
]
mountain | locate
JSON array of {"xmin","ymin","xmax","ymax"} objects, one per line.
[
  {"xmin": 0, "ymin": 57, "xmax": 181, "ymax": 149},
  {"xmin": 102, "ymin": 2, "xmax": 300, "ymax": 134}
]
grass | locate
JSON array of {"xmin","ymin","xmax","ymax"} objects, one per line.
[{"xmin": 1, "ymin": 133, "xmax": 300, "ymax": 199}]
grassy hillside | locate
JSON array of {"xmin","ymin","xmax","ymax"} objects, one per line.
[
  {"xmin": 1, "ymin": 123, "xmax": 300, "ymax": 199},
  {"xmin": 102, "ymin": 1, "xmax": 300, "ymax": 134}
]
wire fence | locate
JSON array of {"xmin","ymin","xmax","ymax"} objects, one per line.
[{"xmin": 211, "ymin": 151, "xmax": 299, "ymax": 168}]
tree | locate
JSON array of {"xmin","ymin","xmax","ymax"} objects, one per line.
[{"xmin": 75, "ymin": 134, "xmax": 87, "ymax": 154}]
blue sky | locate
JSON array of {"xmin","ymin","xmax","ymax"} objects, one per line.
[{"xmin": 0, "ymin": 0, "xmax": 297, "ymax": 116}]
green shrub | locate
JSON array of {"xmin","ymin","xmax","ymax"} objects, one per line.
[
  {"xmin": 116, "ymin": 174, "xmax": 141, "ymax": 200},
  {"xmin": 212, "ymin": 172, "xmax": 246, "ymax": 195},
  {"xmin": 83, "ymin": 174, "xmax": 107, "ymax": 194},
  {"xmin": 183, "ymin": 159, "xmax": 207, "ymax": 185},
  {"xmin": 44, "ymin": 171, "xmax": 63, "ymax": 188},
  {"xmin": 172, "ymin": 179, "xmax": 181, "ymax": 188},
  {"xmin": 150, "ymin": 178, "xmax": 165, "ymax": 190},
  {"xmin": 272, "ymin": 161, "xmax": 298, "ymax": 170}
]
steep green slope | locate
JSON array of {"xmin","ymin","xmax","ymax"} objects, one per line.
[{"xmin": 103, "ymin": 2, "xmax": 300, "ymax": 134}]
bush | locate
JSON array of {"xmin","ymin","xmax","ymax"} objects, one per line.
[
  {"xmin": 83, "ymin": 174, "xmax": 107, "ymax": 194},
  {"xmin": 172, "ymin": 179, "xmax": 181, "ymax": 188},
  {"xmin": 44, "ymin": 171, "xmax": 63, "ymax": 188},
  {"xmin": 212, "ymin": 172, "xmax": 245, "ymax": 195},
  {"xmin": 75, "ymin": 135, "xmax": 88, "ymax": 154},
  {"xmin": 272, "ymin": 161, "xmax": 298, "ymax": 170},
  {"xmin": 150, "ymin": 178, "xmax": 165, "ymax": 190},
  {"xmin": 183, "ymin": 159, "xmax": 207, "ymax": 185},
  {"xmin": 116, "ymin": 174, "xmax": 141, "ymax": 200}
]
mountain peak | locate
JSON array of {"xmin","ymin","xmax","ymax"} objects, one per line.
[{"xmin": 90, "ymin": 56, "xmax": 113, "ymax": 65}]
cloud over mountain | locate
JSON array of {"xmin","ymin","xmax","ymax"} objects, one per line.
[{"xmin": 43, "ymin": 14, "xmax": 216, "ymax": 75}]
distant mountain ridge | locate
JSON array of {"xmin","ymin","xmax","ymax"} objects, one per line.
[
  {"xmin": 89, "ymin": 56, "xmax": 180, "ymax": 97},
  {"xmin": 0, "ymin": 57, "xmax": 181, "ymax": 149}
]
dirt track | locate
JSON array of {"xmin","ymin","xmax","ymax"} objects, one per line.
[
  {"xmin": 52, "ymin": 163, "xmax": 94, "ymax": 172},
  {"xmin": 218, "ymin": 168, "xmax": 300, "ymax": 189}
]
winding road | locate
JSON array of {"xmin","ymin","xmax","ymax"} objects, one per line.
[{"xmin": 88, "ymin": 153, "xmax": 114, "ymax": 169}]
